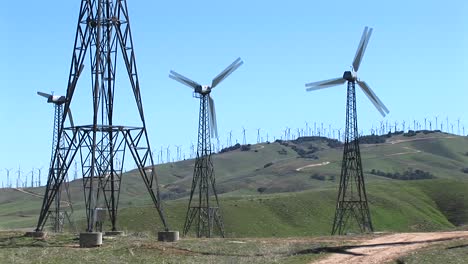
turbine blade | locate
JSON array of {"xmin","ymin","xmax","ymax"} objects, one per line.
[
  {"xmin": 357, "ymin": 80, "xmax": 389, "ymax": 116},
  {"xmin": 62, "ymin": 64, "xmax": 84, "ymax": 130},
  {"xmin": 67, "ymin": 108, "xmax": 77, "ymax": 143},
  {"xmin": 358, "ymin": 80, "xmax": 389, "ymax": 114},
  {"xmin": 37, "ymin": 91, "xmax": 52, "ymax": 98},
  {"xmin": 208, "ymin": 95, "xmax": 218, "ymax": 138},
  {"xmin": 67, "ymin": 108, "xmax": 75, "ymax": 128},
  {"xmin": 169, "ymin": 70, "xmax": 201, "ymax": 89},
  {"xmin": 211, "ymin": 57, "xmax": 243, "ymax": 89},
  {"xmin": 352, "ymin": 27, "xmax": 373, "ymax": 72},
  {"xmin": 76, "ymin": 64, "xmax": 84, "ymax": 80},
  {"xmin": 305, "ymin": 77, "xmax": 345, "ymax": 91},
  {"xmin": 68, "ymin": 64, "xmax": 84, "ymax": 91},
  {"xmin": 359, "ymin": 85, "xmax": 386, "ymax": 117}
]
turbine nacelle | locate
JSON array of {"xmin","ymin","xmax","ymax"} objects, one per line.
[
  {"xmin": 195, "ymin": 85, "xmax": 212, "ymax": 94},
  {"xmin": 48, "ymin": 95, "xmax": 67, "ymax": 104},
  {"xmin": 37, "ymin": 92, "xmax": 67, "ymax": 105},
  {"xmin": 343, "ymin": 71, "xmax": 357, "ymax": 82}
]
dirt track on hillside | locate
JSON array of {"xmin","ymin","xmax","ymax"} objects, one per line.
[
  {"xmin": 14, "ymin": 188, "xmax": 43, "ymax": 198},
  {"xmin": 312, "ymin": 231, "xmax": 468, "ymax": 264}
]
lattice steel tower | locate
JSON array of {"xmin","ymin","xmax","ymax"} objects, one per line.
[
  {"xmin": 35, "ymin": 0, "xmax": 168, "ymax": 233},
  {"xmin": 305, "ymin": 27, "xmax": 389, "ymax": 235},
  {"xmin": 37, "ymin": 92, "xmax": 75, "ymax": 232},
  {"xmin": 169, "ymin": 58, "xmax": 243, "ymax": 237},
  {"xmin": 331, "ymin": 81, "xmax": 373, "ymax": 235}
]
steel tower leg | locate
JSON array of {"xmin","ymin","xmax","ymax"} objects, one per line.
[
  {"xmin": 183, "ymin": 94, "xmax": 225, "ymax": 238},
  {"xmin": 331, "ymin": 81, "xmax": 373, "ymax": 235},
  {"xmin": 35, "ymin": 0, "xmax": 168, "ymax": 233}
]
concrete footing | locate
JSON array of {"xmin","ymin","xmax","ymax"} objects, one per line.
[
  {"xmin": 104, "ymin": 231, "xmax": 125, "ymax": 236},
  {"xmin": 79, "ymin": 232, "xmax": 103, "ymax": 248},
  {"xmin": 24, "ymin": 231, "xmax": 47, "ymax": 239},
  {"xmin": 157, "ymin": 231, "xmax": 179, "ymax": 242}
]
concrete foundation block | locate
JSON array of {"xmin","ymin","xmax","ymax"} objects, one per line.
[
  {"xmin": 80, "ymin": 232, "xmax": 103, "ymax": 248},
  {"xmin": 157, "ymin": 231, "xmax": 179, "ymax": 242}
]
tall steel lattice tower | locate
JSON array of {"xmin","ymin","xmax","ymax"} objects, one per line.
[
  {"xmin": 186, "ymin": 93, "xmax": 224, "ymax": 238},
  {"xmin": 169, "ymin": 58, "xmax": 243, "ymax": 237},
  {"xmin": 37, "ymin": 92, "xmax": 75, "ymax": 233},
  {"xmin": 331, "ymin": 81, "xmax": 373, "ymax": 235},
  {"xmin": 305, "ymin": 27, "xmax": 389, "ymax": 235},
  {"xmin": 35, "ymin": 0, "xmax": 168, "ymax": 233}
]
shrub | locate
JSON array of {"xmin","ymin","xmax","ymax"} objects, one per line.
[
  {"xmin": 369, "ymin": 168, "xmax": 435, "ymax": 180},
  {"xmin": 257, "ymin": 187, "xmax": 267, "ymax": 194},
  {"xmin": 462, "ymin": 168, "xmax": 468, "ymax": 174},
  {"xmin": 307, "ymin": 145, "xmax": 319, "ymax": 151},
  {"xmin": 220, "ymin": 143, "xmax": 241, "ymax": 153},
  {"xmin": 241, "ymin": 144, "xmax": 251, "ymax": 151},
  {"xmin": 278, "ymin": 148, "xmax": 288, "ymax": 155},
  {"xmin": 310, "ymin": 174, "xmax": 326, "ymax": 181},
  {"xmin": 326, "ymin": 139, "xmax": 343, "ymax": 148},
  {"xmin": 359, "ymin": 135, "xmax": 386, "ymax": 144},
  {"xmin": 403, "ymin": 130, "xmax": 417, "ymax": 137}
]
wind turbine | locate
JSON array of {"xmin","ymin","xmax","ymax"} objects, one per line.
[
  {"xmin": 169, "ymin": 57, "xmax": 243, "ymax": 238},
  {"xmin": 37, "ymin": 92, "xmax": 75, "ymax": 127},
  {"xmin": 305, "ymin": 26, "xmax": 389, "ymax": 235}
]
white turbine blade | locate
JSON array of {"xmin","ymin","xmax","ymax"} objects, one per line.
[
  {"xmin": 76, "ymin": 64, "xmax": 84, "ymax": 80},
  {"xmin": 67, "ymin": 108, "xmax": 77, "ymax": 142},
  {"xmin": 305, "ymin": 77, "xmax": 345, "ymax": 91},
  {"xmin": 67, "ymin": 108, "xmax": 75, "ymax": 127},
  {"xmin": 208, "ymin": 95, "xmax": 218, "ymax": 138},
  {"xmin": 68, "ymin": 64, "xmax": 84, "ymax": 90},
  {"xmin": 37, "ymin": 91, "xmax": 52, "ymax": 98},
  {"xmin": 358, "ymin": 80, "xmax": 389, "ymax": 114},
  {"xmin": 169, "ymin": 70, "xmax": 201, "ymax": 89},
  {"xmin": 211, "ymin": 57, "xmax": 243, "ymax": 89},
  {"xmin": 60, "ymin": 65, "xmax": 84, "ymax": 134},
  {"xmin": 357, "ymin": 81, "xmax": 389, "ymax": 117},
  {"xmin": 352, "ymin": 27, "xmax": 373, "ymax": 72},
  {"xmin": 359, "ymin": 85, "xmax": 386, "ymax": 117},
  {"xmin": 352, "ymin": 27, "xmax": 368, "ymax": 71}
]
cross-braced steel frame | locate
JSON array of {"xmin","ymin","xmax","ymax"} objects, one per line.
[
  {"xmin": 331, "ymin": 81, "xmax": 373, "ymax": 235},
  {"xmin": 183, "ymin": 94, "xmax": 225, "ymax": 238},
  {"xmin": 46, "ymin": 104, "xmax": 74, "ymax": 233},
  {"xmin": 35, "ymin": 0, "xmax": 168, "ymax": 232}
]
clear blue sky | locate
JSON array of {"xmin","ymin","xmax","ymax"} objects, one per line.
[{"xmin": 0, "ymin": 0, "xmax": 467, "ymax": 187}]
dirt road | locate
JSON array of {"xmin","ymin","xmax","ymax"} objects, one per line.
[
  {"xmin": 296, "ymin": 162, "xmax": 331, "ymax": 171},
  {"xmin": 313, "ymin": 231, "xmax": 468, "ymax": 264},
  {"xmin": 14, "ymin": 188, "xmax": 43, "ymax": 198}
]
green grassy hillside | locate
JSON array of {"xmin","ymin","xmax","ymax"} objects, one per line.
[{"xmin": 0, "ymin": 132, "xmax": 467, "ymax": 237}]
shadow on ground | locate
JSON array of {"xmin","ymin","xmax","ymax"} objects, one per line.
[{"xmin": 292, "ymin": 237, "xmax": 461, "ymax": 256}]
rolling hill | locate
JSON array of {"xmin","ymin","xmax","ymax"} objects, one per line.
[{"xmin": 1, "ymin": 131, "xmax": 467, "ymax": 237}]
